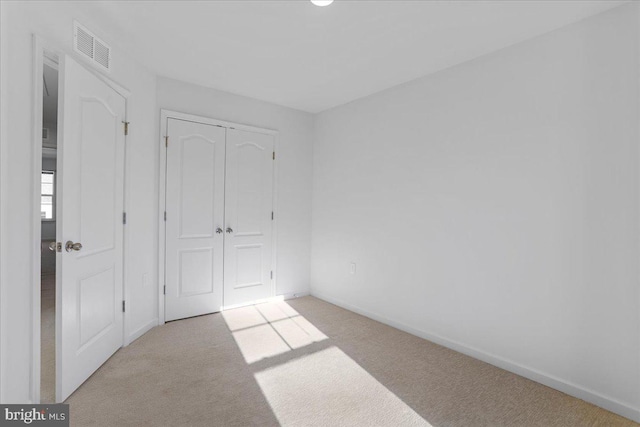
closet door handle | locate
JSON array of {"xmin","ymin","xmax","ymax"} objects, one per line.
[
  {"xmin": 226, "ymin": 227, "xmax": 233, "ymax": 234},
  {"xmin": 216, "ymin": 227, "xmax": 223, "ymax": 234}
]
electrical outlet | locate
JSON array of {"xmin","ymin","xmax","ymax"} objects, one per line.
[{"xmin": 349, "ymin": 262, "xmax": 356, "ymax": 275}]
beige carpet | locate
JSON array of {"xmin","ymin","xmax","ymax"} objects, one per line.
[
  {"xmin": 64, "ymin": 296, "xmax": 638, "ymax": 427},
  {"xmin": 41, "ymin": 273, "xmax": 56, "ymax": 403}
]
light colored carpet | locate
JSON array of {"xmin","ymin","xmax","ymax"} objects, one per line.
[
  {"xmin": 223, "ymin": 303, "xmax": 427, "ymax": 426},
  {"xmin": 41, "ymin": 273, "xmax": 56, "ymax": 403},
  {"xmin": 64, "ymin": 296, "xmax": 638, "ymax": 427}
]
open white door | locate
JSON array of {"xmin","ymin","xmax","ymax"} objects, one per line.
[
  {"xmin": 164, "ymin": 118, "xmax": 226, "ymax": 321},
  {"xmin": 223, "ymin": 129, "xmax": 275, "ymax": 307},
  {"xmin": 56, "ymin": 55, "xmax": 126, "ymax": 402}
]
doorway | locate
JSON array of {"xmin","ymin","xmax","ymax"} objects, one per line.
[
  {"xmin": 40, "ymin": 53, "xmax": 59, "ymax": 403},
  {"xmin": 33, "ymin": 39, "xmax": 130, "ymax": 404}
]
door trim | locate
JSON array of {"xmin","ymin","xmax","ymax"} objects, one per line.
[
  {"xmin": 29, "ymin": 34, "xmax": 130, "ymax": 403},
  {"xmin": 158, "ymin": 109, "xmax": 279, "ymax": 324}
]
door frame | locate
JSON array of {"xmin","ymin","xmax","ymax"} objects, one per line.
[
  {"xmin": 30, "ymin": 34, "xmax": 131, "ymax": 403},
  {"xmin": 158, "ymin": 109, "xmax": 279, "ymax": 324}
]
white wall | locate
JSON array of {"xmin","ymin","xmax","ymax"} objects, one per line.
[
  {"xmin": 0, "ymin": 3, "xmax": 313, "ymax": 403},
  {"xmin": 312, "ymin": 3, "xmax": 640, "ymax": 421},
  {"xmin": 0, "ymin": 2, "xmax": 159, "ymax": 402},
  {"xmin": 157, "ymin": 77, "xmax": 314, "ymax": 298},
  {"xmin": 1, "ymin": 0, "xmax": 636, "ymax": 420}
]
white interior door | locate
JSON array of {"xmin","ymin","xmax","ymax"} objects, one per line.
[
  {"xmin": 164, "ymin": 118, "xmax": 225, "ymax": 321},
  {"xmin": 57, "ymin": 55, "xmax": 126, "ymax": 402},
  {"xmin": 223, "ymin": 129, "xmax": 275, "ymax": 307}
]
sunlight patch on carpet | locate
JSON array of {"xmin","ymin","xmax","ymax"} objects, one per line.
[
  {"xmin": 255, "ymin": 346, "xmax": 431, "ymax": 427},
  {"xmin": 223, "ymin": 301, "xmax": 328, "ymax": 364},
  {"xmin": 222, "ymin": 305, "xmax": 268, "ymax": 331}
]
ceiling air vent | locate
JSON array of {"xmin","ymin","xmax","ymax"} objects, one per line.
[{"xmin": 73, "ymin": 21, "xmax": 111, "ymax": 72}]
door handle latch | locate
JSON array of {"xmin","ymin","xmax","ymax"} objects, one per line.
[
  {"xmin": 216, "ymin": 227, "xmax": 223, "ymax": 234},
  {"xmin": 226, "ymin": 227, "xmax": 233, "ymax": 234},
  {"xmin": 65, "ymin": 241, "xmax": 83, "ymax": 252}
]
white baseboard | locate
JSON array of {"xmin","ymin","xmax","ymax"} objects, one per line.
[
  {"xmin": 310, "ymin": 291, "xmax": 640, "ymax": 423},
  {"xmin": 126, "ymin": 318, "xmax": 158, "ymax": 346},
  {"xmin": 280, "ymin": 291, "xmax": 310, "ymax": 301}
]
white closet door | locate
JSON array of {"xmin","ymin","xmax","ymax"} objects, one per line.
[
  {"xmin": 57, "ymin": 55, "xmax": 126, "ymax": 402},
  {"xmin": 165, "ymin": 118, "xmax": 226, "ymax": 321},
  {"xmin": 223, "ymin": 129, "xmax": 275, "ymax": 307}
]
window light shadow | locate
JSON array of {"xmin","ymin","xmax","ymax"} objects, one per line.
[
  {"xmin": 271, "ymin": 316, "xmax": 327, "ymax": 350},
  {"xmin": 222, "ymin": 300, "xmax": 431, "ymax": 426},
  {"xmin": 222, "ymin": 304, "xmax": 269, "ymax": 332},
  {"xmin": 254, "ymin": 346, "xmax": 431, "ymax": 426},
  {"xmin": 222, "ymin": 301, "xmax": 328, "ymax": 364}
]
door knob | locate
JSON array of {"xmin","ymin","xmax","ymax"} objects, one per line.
[
  {"xmin": 65, "ymin": 241, "xmax": 83, "ymax": 252},
  {"xmin": 216, "ymin": 227, "xmax": 223, "ymax": 234},
  {"xmin": 48, "ymin": 241, "xmax": 57, "ymax": 252},
  {"xmin": 226, "ymin": 227, "xmax": 233, "ymax": 234}
]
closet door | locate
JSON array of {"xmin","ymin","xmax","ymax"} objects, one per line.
[
  {"xmin": 223, "ymin": 129, "xmax": 275, "ymax": 307},
  {"xmin": 165, "ymin": 118, "xmax": 226, "ymax": 321}
]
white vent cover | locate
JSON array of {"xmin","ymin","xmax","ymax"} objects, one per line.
[{"xmin": 73, "ymin": 21, "xmax": 111, "ymax": 72}]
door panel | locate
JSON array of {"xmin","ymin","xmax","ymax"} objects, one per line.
[
  {"xmin": 179, "ymin": 248, "xmax": 214, "ymax": 296},
  {"xmin": 57, "ymin": 55, "xmax": 125, "ymax": 402},
  {"xmin": 165, "ymin": 119, "xmax": 225, "ymax": 321},
  {"xmin": 79, "ymin": 100, "xmax": 117, "ymax": 256},
  {"xmin": 178, "ymin": 136, "xmax": 217, "ymax": 238},
  {"xmin": 78, "ymin": 267, "xmax": 116, "ymax": 349},
  {"xmin": 224, "ymin": 129, "xmax": 274, "ymax": 307}
]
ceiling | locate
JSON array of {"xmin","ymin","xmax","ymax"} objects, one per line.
[{"xmin": 80, "ymin": 0, "xmax": 625, "ymax": 113}]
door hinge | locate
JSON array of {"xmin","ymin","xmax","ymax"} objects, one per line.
[
  {"xmin": 123, "ymin": 121, "xmax": 130, "ymax": 136},
  {"xmin": 122, "ymin": 300, "xmax": 126, "ymax": 312},
  {"xmin": 163, "ymin": 285, "xmax": 166, "ymax": 295},
  {"xmin": 123, "ymin": 212, "xmax": 127, "ymax": 225},
  {"xmin": 271, "ymin": 211, "xmax": 274, "ymax": 220},
  {"xmin": 270, "ymin": 271, "xmax": 273, "ymax": 280},
  {"xmin": 165, "ymin": 136, "xmax": 168, "ymax": 147},
  {"xmin": 164, "ymin": 211, "xmax": 167, "ymax": 221},
  {"xmin": 273, "ymin": 151, "xmax": 275, "ymax": 160}
]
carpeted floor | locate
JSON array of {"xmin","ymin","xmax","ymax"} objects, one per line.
[
  {"xmin": 41, "ymin": 273, "xmax": 56, "ymax": 403},
  {"xmin": 64, "ymin": 296, "xmax": 638, "ymax": 427}
]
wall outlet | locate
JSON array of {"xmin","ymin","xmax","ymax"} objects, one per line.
[{"xmin": 349, "ymin": 262, "xmax": 356, "ymax": 275}]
